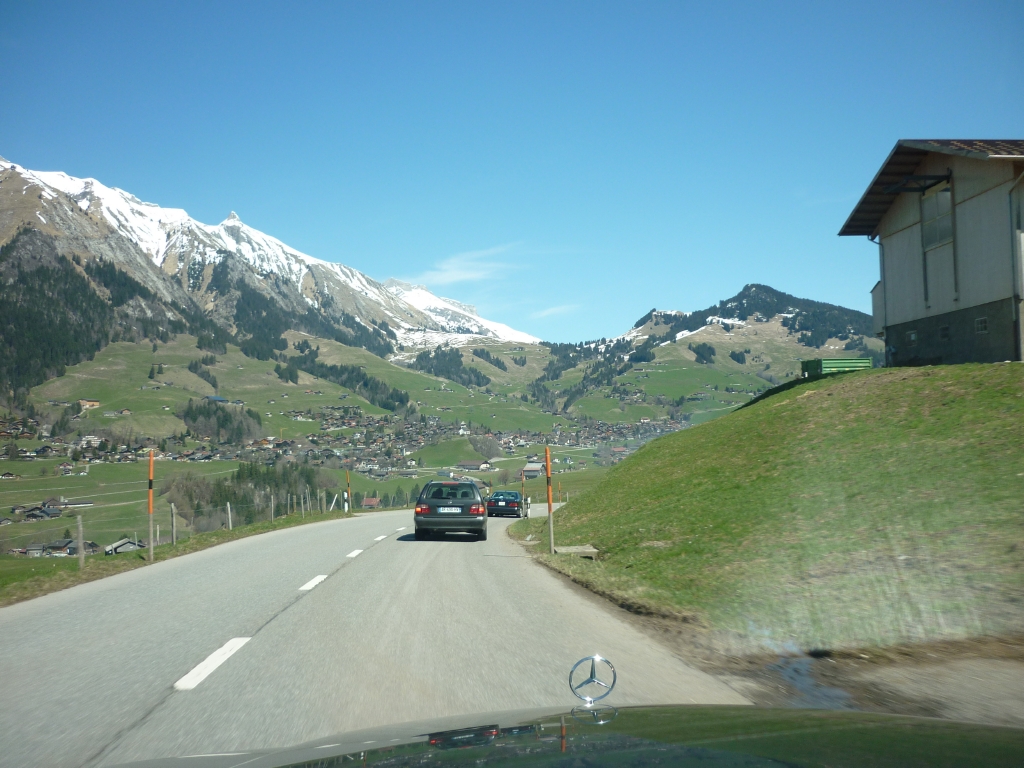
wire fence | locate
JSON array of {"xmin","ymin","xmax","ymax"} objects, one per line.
[{"xmin": 1, "ymin": 495, "xmax": 339, "ymax": 547}]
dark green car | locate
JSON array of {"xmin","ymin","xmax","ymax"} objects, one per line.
[
  {"xmin": 414, "ymin": 481, "xmax": 488, "ymax": 540},
  {"xmin": 117, "ymin": 705, "xmax": 1024, "ymax": 766}
]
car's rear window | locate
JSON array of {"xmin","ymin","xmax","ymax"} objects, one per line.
[
  {"xmin": 491, "ymin": 492, "xmax": 518, "ymax": 500},
  {"xmin": 423, "ymin": 483, "xmax": 480, "ymax": 501}
]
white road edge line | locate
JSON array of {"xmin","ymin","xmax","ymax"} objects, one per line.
[
  {"xmin": 174, "ymin": 638, "xmax": 251, "ymax": 691},
  {"xmin": 347, "ymin": 549, "xmax": 363, "ymax": 558},
  {"xmin": 299, "ymin": 575, "xmax": 328, "ymax": 591},
  {"xmin": 374, "ymin": 535, "xmax": 387, "ymax": 541}
]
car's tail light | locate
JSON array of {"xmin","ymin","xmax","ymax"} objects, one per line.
[
  {"xmin": 469, "ymin": 504, "xmax": 486, "ymax": 515},
  {"xmin": 415, "ymin": 504, "xmax": 430, "ymax": 515},
  {"xmin": 509, "ymin": 502, "xmax": 519, "ymax": 508}
]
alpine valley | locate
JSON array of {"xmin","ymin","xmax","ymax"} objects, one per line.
[{"xmin": 0, "ymin": 156, "xmax": 880, "ymax": 442}]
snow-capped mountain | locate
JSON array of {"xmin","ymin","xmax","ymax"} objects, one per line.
[
  {"xmin": 385, "ymin": 280, "xmax": 539, "ymax": 344},
  {"xmin": 0, "ymin": 157, "xmax": 537, "ymax": 349}
]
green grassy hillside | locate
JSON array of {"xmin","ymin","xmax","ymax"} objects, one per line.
[
  {"xmin": 407, "ymin": 437, "xmax": 483, "ymax": 467},
  {"xmin": 29, "ymin": 334, "xmax": 386, "ymax": 440},
  {"xmin": 286, "ymin": 331, "xmax": 567, "ymax": 432},
  {"xmin": 512, "ymin": 364, "xmax": 1024, "ymax": 652}
]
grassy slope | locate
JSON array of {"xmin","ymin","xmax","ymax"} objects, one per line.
[
  {"xmin": 407, "ymin": 437, "xmax": 483, "ymax": 467},
  {"xmin": 511, "ymin": 364, "xmax": 1024, "ymax": 652},
  {"xmin": 571, "ymin": 317, "xmax": 884, "ymax": 424},
  {"xmin": 30, "ymin": 334, "xmax": 384, "ymax": 441},
  {"xmin": 287, "ymin": 331, "xmax": 565, "ymax": 432}
]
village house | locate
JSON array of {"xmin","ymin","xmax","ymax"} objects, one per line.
[
  {"xmin": 841, "ymin": 139, "xmax": 1024, "ymax": 365},
  {"xmin": 104, "ymin": 538, "xmax": 144, "ymax": 555}
]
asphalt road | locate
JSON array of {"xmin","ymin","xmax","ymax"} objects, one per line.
[{"xmin": 0, "ymin": 509, "xmax": 747, "ymax": 767}]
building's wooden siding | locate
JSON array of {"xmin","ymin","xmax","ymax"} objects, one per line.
[{"xmin": 877, "ymin": 154, "xmax": 1017, "ymax": 332}]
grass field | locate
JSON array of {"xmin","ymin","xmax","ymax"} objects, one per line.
[
  {"xmin": 0, "ymin": 458, "xmax": 240, "ymax": 551},
  {"xmin": 511, "ymin": 364, "xmax": 1024, "ymax": 653}
]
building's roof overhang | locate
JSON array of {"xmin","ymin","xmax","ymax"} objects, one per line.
[{"xmin": 838, "ymin": 140, "xmax": 1024, "ymax": 237}]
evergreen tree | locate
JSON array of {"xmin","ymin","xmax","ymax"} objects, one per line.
[{"xmin": 148, "ymin": 365, "xmax": 156, "ymax": 379}]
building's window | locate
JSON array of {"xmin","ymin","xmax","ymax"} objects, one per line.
[
  {"xmin": 939, "ymin": 325, "xmax": 950, "ymax": 341},
  {"xmin": 921, "ymin": 184, "xmax": 953, "ymax": 250},
  {"xmin": 906, "ymin": 330, "xmax": 918, "ymax": 346},
  {"xmin": 975, "ymin": 317, "xmax": 988, "ymax": 334}
]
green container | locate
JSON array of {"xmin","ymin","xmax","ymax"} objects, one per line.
[{"xmin": 801, "ymin": 358, "xmax": 873, "ymax": 377}]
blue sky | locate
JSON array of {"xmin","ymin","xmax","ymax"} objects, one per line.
[{"xmin": 2, "ymin": 1, "xmax": 1021, "ymax": 342}]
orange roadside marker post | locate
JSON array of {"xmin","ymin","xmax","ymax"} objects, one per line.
[
  {"xmin": 148, "ymin": 449, "xmax": 154, "ymax": 562},
  {"xmin": 346, "ymin": 470, "xmax": 352, "ymax": 513},
  {"xmin": 546, "ymin": 446, "xmax": 554, "ymax": 554}
]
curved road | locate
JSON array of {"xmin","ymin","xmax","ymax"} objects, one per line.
[{"xmin": 0, "ymin": 510, "xmax": 747, "ymax": 767}]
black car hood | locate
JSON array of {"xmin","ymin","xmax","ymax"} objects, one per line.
[{"xmin": 117, "ymin": 704, "xmax": 1024, "ymax": 768}]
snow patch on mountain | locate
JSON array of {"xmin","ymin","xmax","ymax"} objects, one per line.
[{"xmin": 385, "ymin": 280, "xmax": 540, "ymax": 344}]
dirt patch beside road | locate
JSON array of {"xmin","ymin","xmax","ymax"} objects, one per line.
[{"xmin": 636, "ymin": 611, "xmax": 1024, "ymax": 728}]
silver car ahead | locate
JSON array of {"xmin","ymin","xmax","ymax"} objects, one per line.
[{"xmin": 414, "ymin": 481, "xmax": 487, "ymax": 541}]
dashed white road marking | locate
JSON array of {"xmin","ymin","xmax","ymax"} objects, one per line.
[
  {"xmin": 346, "ymin": 549, "xmax": 363, "ymax": 558},
  {"xmin": 299, "ymin": 575, "xmax": 328, "ymax": 591},
  {"xmin": 396, "ymin": 527, "xmax": 406, "ymax": 531},
  {"xmin": 374, "ymin": 535, "xmax": 387, "ymax": 541},
  {"xmin": 174, "ymin": 638, "xmax": 251, "ymax": 691}
]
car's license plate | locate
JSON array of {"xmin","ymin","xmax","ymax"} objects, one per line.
[
  {"xmin": 498, "ymin": 501, "xmax": 505, "ymax": 506},
  {"xmin": 438, "ymin": 506, "xmax": 460, "ymax": 514}
]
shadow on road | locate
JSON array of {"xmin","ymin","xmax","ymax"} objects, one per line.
[{"xmin": 397, "ymin": 533, "xmax": 483, "ymax": 543}]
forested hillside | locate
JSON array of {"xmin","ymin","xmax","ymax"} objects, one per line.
[{"xmin": 0, "ymin": 229, "xmax": 114, "ymax": 393}]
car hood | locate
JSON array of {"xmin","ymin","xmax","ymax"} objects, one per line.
[{"xmin": 117, "ymin": 704, "xmax": 1024, "ymax": 767}]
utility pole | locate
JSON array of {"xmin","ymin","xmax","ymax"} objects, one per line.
[
  {"xmin": 546, "ymin": 446, "xmax": 554, "ymax": 554},
  {"xmin": 227, "ymin": 501, "xmax": 232, "ymax": 530},
  {"xmin": 77, "ymin": 514, "xmax": 85, "ymax": 570},
  {"xmin": 171, "ymin": 502, "xmax": 177, "ymax": 545},
  {"xmin": 148, "ymin": 450, "xmax": 154, "ymax": 563},
  {"xmin": 270, "ymin": 494, "xmax": 274, "ymax": 522},
  {"xmin": 521, "ymin": 473, "xmax": 526, "ymax": 518}
]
